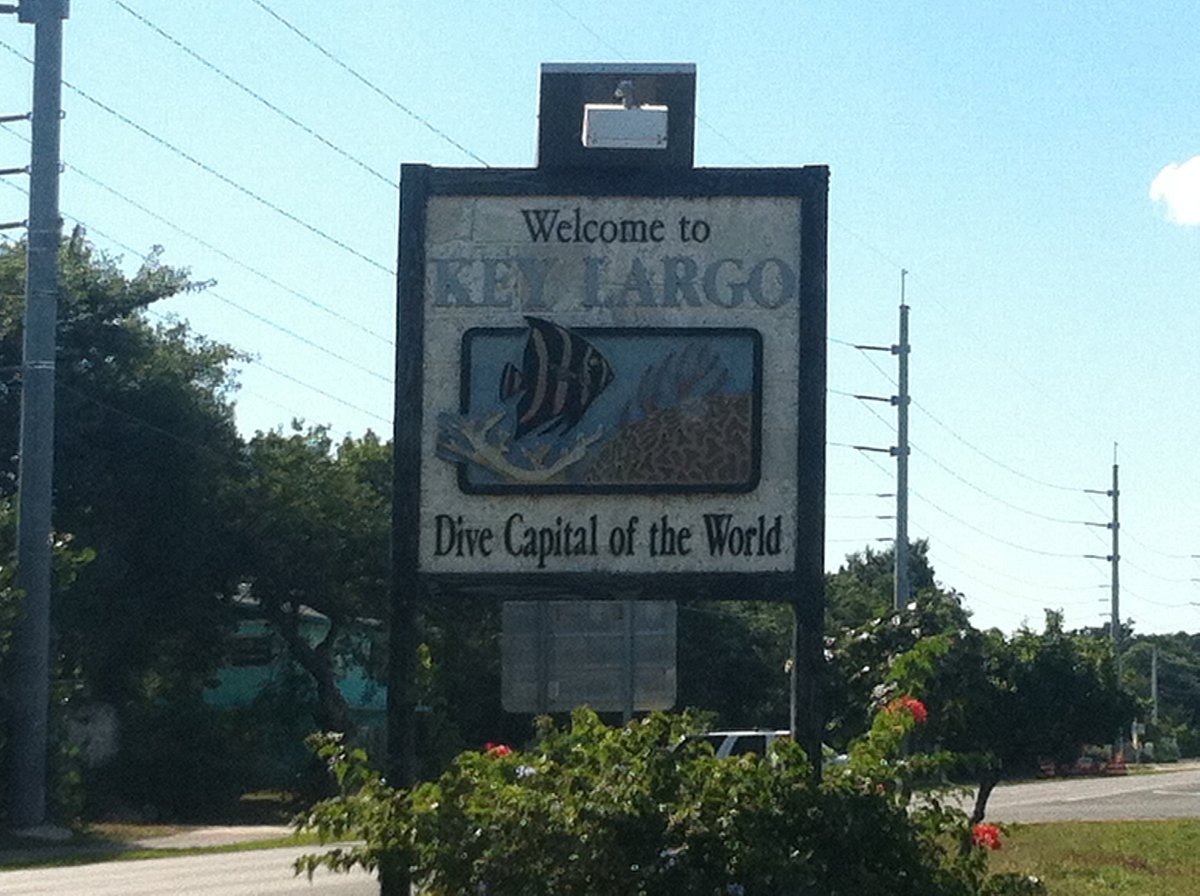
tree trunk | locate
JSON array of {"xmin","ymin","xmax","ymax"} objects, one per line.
[
  {"xmin": 958, "ymin": 767, "xmax": 1001, "ymax": 857},
  {"xmin": 271, "ymin": 604, "xmax": 356, "ymax": 734},
  {"xmin": 970, "ymin": 767, "xmax": 1001, "ymax": 825}
]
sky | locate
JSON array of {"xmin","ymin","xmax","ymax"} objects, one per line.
[{"xmin": 1, "ymin": 1, "xmax": 1198, "ymax": 637}]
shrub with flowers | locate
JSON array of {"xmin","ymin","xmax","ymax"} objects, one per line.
[
  {"xmin": 298, "ymin": 705, "xmax": 1043, "ymax": 896},
  {"xmin": 971, "ymin": 824, "xmax": 1003, "ymax": 851},
  {"xmin": 888, "ymin": 695, "xmax": 929, "ymax": 725}
]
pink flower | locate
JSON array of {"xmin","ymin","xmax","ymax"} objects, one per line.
[
  {"xmin": 484, "ymin": 742, "xmax": 512, "ymax": 757},
  {"xmin": 886, "ymin": 696, "xmax": 928, "ymax": 725},
  {"xmin": 971, "ymin": 823, "xmax": 1002, "ymax": 850}
]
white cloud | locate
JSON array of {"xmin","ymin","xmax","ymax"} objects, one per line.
[{"xmin": 1150, "ymin": 156, "xmax": 1200, "ymax": 225}]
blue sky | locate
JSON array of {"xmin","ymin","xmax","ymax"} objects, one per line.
[{"xmin": 2, "ymin": 1, "xmax": 1198, "ymax": 636}]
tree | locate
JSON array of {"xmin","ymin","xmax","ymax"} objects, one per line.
[
  {"xmin": 2, "ymin": 235, "xmax": 253, "ymax": 818},
  {"xmin": 890, "ymin": 610, "xmax": 1133, "ymax": 823},
  {"xmin": 1, "ymin": 235, "xmax": 246, "ymax": 708},
  {"xmin": 825, "ymin": 540, "xmax": 942, "ymax": 632},
  {"xmin": 0, "ymin": 498, "xmax": 19, "ymax": 769},
  {"xmin": 676, "ymin": 601, "xmax": 792, "ymax": 728},
  {"xmin": 824, "ymin": 543, "xmax": 971, "ymax": 748},
  {"xmin": 234, "ymin": 425, "xmax": 391, "ymax": 734},
  {"xmin": 1121, "ymin": 634, "xmax": 1200, "ymax": 756}
]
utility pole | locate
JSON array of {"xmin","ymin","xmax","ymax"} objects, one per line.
[
  {"xmin": 1150, "ymin": 643, "xmax": 1158, "ymax": 726},
  {"xmin": 853, "ymin": 270, "xmax": 911, "ymax": 610},
  {"xmin": 3, "ymin": 0, "xmax": 69, "ymax": 830},
  {"xmin": 1085, "ymin": 447, "xmax": 1120, "ymax": 672},
  {"xmin": 1109, "ymin": 454, "xmax": 1120, "ymax": 675},
  {"xmin": 1084, "ymin": 445, "xmax": 1121, "ymax": 758},
  {"xmin": 893, "ymin": 272, "xmax": 911, "ymax": 610}
]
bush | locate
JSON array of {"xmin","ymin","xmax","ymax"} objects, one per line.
[
  {"xmin": 297, "ymin": 704, "xmax": 1042, "ymax": 896},
  {"xmin": 85, "ymin": 699, "xmax": 256, "ymax": 821}
]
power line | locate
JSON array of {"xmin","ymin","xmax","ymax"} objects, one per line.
[
  {"xmin": 0, "ymin": 135, "xmax": 394, "ymax": 346},
  {"xmin": 78, "ymin": 206, "xmax": 391, "ymax": 383},
  {"xmin": 145, "ymin": 308, "xmax": 390, "ymax": 426},
  {"xmin": 911, "ymin": 487, "xmax": 1087, "ymax": 559},
  {"xmin": 207, "ymin": 290, "xmax": 390, "ymax": 384},
  {"xmin": 1, "ymin": 175, "xmax": 392, "ymax": 425},
  {"xmin": 923, "ymin": 528, "xmax": 1107, "ymax": 593},
  {"xmin": 109, "ymin": 0, "xmax": 398, "ymax": 189},
  {"xmin": 910, "ymin": 395, "xmax": 1092, "ymax": 493},
  {"xmin": 246, "ymin": 0, "xmax": 490, "ymax": 167},
  {"xmin": 0, "ymin": 38, "xmax": 395, "ymax": 274},
  {"xmin": 1121, "ymin": 526, "xmax": 1199, "ymax": 561},
  {"xmin": 68, "ymin": 203, "xmax": 393, "ymax": 385},
  {"xmin": 910, "ymin": 440, "xmax": 1094, "ymax": 526}
]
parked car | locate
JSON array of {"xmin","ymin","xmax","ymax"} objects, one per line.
[{"xmin": 678, "ymin": 729, "xmax": 848, "ymax": 765}]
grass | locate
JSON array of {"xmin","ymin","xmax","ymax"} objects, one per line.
[
  {"xmin": 990, "ymin": 820, "xmax": 1200, "ymax": 895},
  {"xmin": 0, "ymin": 823, "xmax": 322, "ymax": 871}
]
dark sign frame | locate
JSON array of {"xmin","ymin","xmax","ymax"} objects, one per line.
[{"xmin": 394, "ymin": 164, "xmax": 828, "ymax": 605}]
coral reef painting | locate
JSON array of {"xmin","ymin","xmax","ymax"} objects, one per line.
[{"xmin": 437, "ymin": 319, "xmax": 761, "ymax": 494}]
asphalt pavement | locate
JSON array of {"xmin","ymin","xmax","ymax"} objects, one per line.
[
  {"xmin": 0, "ymin": 823, "xmax": 298, "ymax": 866},
  {"xmin": 984, "ymin": 761, "xmax": 1200, "ymax": 823},
  {"xmin": 0, "ymin": 845, "xmax": 377, "ymax": 896}
]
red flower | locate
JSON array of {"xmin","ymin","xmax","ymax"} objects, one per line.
[
  {"xmin": 971, "ymin": 823, "xmax": 1002, "ymax": 850},
  {"xmin": 484, "ymin": 742, "xmax": 512, "ymax": 757},
  {"xmin": 886, "ymin": 695, "xmax": 928, "ymax": 725}
]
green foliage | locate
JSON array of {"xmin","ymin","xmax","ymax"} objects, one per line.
[
  {"xmin": 825, "ymin": 540, "xmax": 947, "ymax": 632},
  {"xmin": 1002, "ymin": 613, "xmax": 1132, "ymax": 770},
  {"xmin": 826, "ymin": 585, "xmax": 973, "ymax": 749},
  {"xmin": 2, "ymin": 235, "xmax": 246, "ymax": 709},
  {"xmin": 0, "ymin": 497, "xmax": 17, "ymax": 665},
  {"xmin": 0, "ymin": 496, "xmax": 95, "ymax": 824},
  {"xmin": 828, "ymin": 543, "xmax": 1133, "ymax": 825},
  {"xmin": 86, "ymin": 698, "xmax": 256, "ymax": 821},
  {"xmin": 234, "ymin": 425, "xmax": 392, "ymax": 734},
  {"xmin": 2, "ymin": 235, "xmax": 251, "ymax": 819},
  {"xmin": 677, "ymin": 601, "xmax": 793, "ymax": 728},
  {"xmin": 0, "ymin": 498, "xmax": 19, "ymax": 772},
  {"xmin": 298, "ymin": 708, "xmax": 1042, "ymax": 896},
  {"xmin": 1121, "ymin": 634, "xmax": 1200, "ymax": 757}
]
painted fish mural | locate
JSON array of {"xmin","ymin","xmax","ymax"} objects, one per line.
[{"xmin": 499, "ymin": 316, "xmax": 615, "ymax": 439}]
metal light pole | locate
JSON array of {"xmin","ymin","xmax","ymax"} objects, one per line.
[{"xmin": 4, "ymin": 0, "xmax": 68, "ymax": 830}]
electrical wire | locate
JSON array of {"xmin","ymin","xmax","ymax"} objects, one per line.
[
  {"xmin": 911, "ymin": 487, "xmax": 1088, "ymax": 559},
  {"xmin": 246, "ymin": 0, "xmax": 490, "ymax": 167},
  {"xmin": 145, "ymin": 308, "xmax": 390, "ymax": 426},
  {"xmin": 0, "ymin": 39, "xmax": 395, "ymax": 275},
  {"xmin": 84, "ymin": 210, "xmax": 391, "ymax": 383},
  {"xmin": 910, "ymin": 396, "xmax": 1094, "ymax": 493},
  {"xmin": 0, "ymin": 128, "xmax": 394, "ymax": 346},
  {"xmin": 910, "ymin": 440, "xmax": 1095, "ymax": 526},
  {"xmin": 1, "ymin": 175, "xmax": 390, "ymax": 425},
  {"xmin": 109, "ymin": 0, "xmax": 398, "ymax": 189}
]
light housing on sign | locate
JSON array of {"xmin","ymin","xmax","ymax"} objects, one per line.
[{"xmin": 582, "ymin": 103, "xmax": 669, "ymax": 149}]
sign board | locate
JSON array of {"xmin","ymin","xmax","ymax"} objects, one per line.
[
  {"xmin": 395, "ymin": 167, "xmax": 827, "ymax": 601},
  {"xmin": 501, "ymin": 600, "xmax": 676, "ymax": 713}
]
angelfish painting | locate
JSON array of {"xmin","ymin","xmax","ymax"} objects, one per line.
[{"xmin": 499, "ymin": 316, "xmax": 615, "ymax": 439}]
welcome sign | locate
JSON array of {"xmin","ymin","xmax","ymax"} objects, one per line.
[{"xmin": 396, "ymin": 168, "xmax": 827, "ymax": 599}]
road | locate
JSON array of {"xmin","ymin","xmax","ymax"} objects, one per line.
[
  {"xmin": 983, "ymin": 763, "xmax": 1200, "ymax": 823},
  {"xmin": 0, "ymin": 845, "xmax": 378, "ymax": 896}
]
